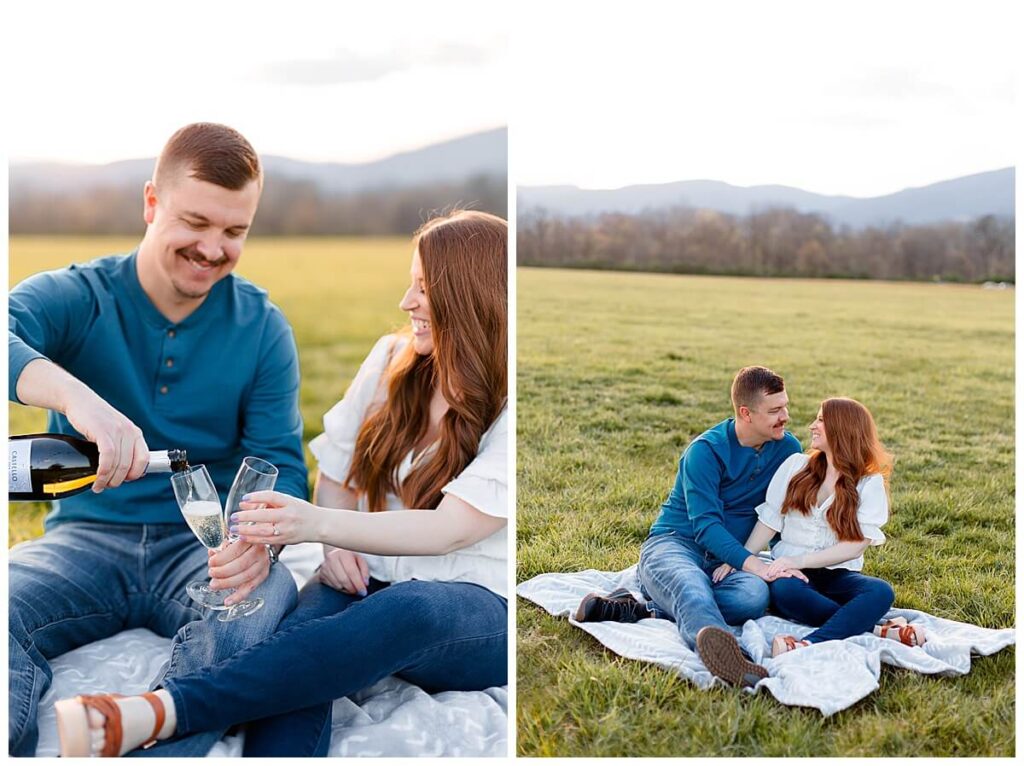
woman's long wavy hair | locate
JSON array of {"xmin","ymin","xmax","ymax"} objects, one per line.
[
  {"xmin": 781, "ymin": 397, "xmax": 893, "ymax": 541},
  {"xmin": 345, "ymin": 210, "xmax": 507, "ymax": 512}
]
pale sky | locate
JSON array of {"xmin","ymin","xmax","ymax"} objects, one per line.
[
  {"xmin": 7, "ymin": 1, "xmax": 506, "ymax": 165},
  {"xmin": 511, "ymin": 0, "xmax": 1018, "ymax": 197}
]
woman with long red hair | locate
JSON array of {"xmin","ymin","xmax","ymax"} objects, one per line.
[
  {"xmin": 713, "ymin": 397, "xmax": 925, "ymax": 656},
  {"xmin": 55, "ymin": 210, "xmax": 509, "ymax": 757}
]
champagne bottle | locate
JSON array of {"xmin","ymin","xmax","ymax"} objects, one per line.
[{"xmin": 8, "ymin": 433, "xmax": 188, "ymax": 501}]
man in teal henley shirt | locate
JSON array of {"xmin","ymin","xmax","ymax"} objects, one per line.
[{"xmin": 8, "ymin": 123, "xmax": 306, "ymax": 757}]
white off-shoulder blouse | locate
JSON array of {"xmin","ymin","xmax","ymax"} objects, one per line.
[
  {"xmin": 755, "ymin": 452, "xmax": 888, "ymax": 572},
  {"xmin": 308, "ymin": 335, "xmax": 508, "ymax": 598}
]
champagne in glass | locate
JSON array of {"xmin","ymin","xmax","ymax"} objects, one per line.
[
  {"xmin": 219, "ymin": 456, "xmax": 278, "ymax": 621},
  {"xmin": 171, "ymin": 465, "xmax": 230, "ymax": 610},
  {"xmin": 182, "ymin": 500, "xmax": 226, "ymax": 548}
]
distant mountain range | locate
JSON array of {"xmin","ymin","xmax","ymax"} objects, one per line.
[
  {"xmin": 10, "ymin": 127, "xmax": 507, "ymax": 195},
  {"xmin": 519, "ymin": 167, "xmax": 1014, "ymax": 228}
]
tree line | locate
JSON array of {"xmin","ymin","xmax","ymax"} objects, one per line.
[
  {"xmin": 517, "ymin": 207, "xmax": 1015, "ymax": 283},
  {"xmin": 10, "ymin": 175, "xmax": 507, "ymax": 236}
]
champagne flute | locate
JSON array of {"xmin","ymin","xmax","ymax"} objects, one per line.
[
  {"xmin": 219, "ymin": 456, "xmax": 278, "ymax": 622},
  {"xmin": 171, "ymin": 465, "xmax": 230, "ymax": 610}
]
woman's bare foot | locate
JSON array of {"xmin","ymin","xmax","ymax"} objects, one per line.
[{"xmin": 55, "ymin": 689, "xmax": 176, "ymax": 756}]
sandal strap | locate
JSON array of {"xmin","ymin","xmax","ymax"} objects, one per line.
[
  {"xmin": 897, "ymin": 625, "xmax": 919, "ymax": 646},
  {"xmin": 880, "ymin": 623, "xmax": 920, "ymax": 646},
  {"xmin": 141, "ymin": 692, "xmax": 167, "ymax": 748},
  {"xmin": 75, "ymin": 693, "xmax": 125, "ymax": 758}
]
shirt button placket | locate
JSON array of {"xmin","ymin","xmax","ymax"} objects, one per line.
[{"xmin": 159, "ymin": 326, "xmax": 177, "ymax": 399}]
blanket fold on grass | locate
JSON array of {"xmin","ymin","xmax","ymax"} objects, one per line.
[{"xmin": 517, "ymin": 565, "xmax": 1015, "ymax": 716}]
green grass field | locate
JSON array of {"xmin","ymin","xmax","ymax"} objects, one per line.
[
  {"xmin": 516, "ymin": 266, "xmax": 1014, "ymax": 757},
  {"xmin": 9, "ymin": 235, "xmax": 414, "ymax": 546}
]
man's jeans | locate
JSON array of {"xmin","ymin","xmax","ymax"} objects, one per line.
[
  {"xmin": 769, "ymin": 567, "xmax": 895, "ymax": 644},
  {"xmin": 637, "ymin": 531, "xmax": 769, "ymax": 649},
  {"xmin": 8, "ymin": 521, "xmax": 297, "ymax": 757},
  {"xmin": 164, "ymin": 577, "xmax": 508, "ymax": 757}
]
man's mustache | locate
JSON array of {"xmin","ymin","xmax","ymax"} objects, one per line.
[{"xmin": 177, "ymin": 247, "xmax": 228, "ymax": 267}]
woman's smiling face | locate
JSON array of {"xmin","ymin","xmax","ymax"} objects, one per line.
[
  {"xmin": 399, "ymin": 248, "xmax": 434, "ymax": 355},
  {"xmin": 809, "ymin": 408, "xmax": 829, "ymax": 452}
]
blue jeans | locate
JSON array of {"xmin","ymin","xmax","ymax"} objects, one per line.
[
  {"xmin": 8, "ymin": 522, "xmax": 297, "ymax": 757},
  {"xmin": 637, "ymin": 531, "xmax": 770, "ymax": 649},
  {"xmin": 162, "ymin": 577, "xmax": 508, "ymax": 757},
  {"xmin": 769, "ymin": 567, "xmax": 895, "ymax": 643}
]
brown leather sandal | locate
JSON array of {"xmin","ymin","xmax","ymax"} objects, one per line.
[
  {"xmin": 874, "ymin": 618, "xmax": 926, "ymax": 646},
  {"xmin": 55, "ymin": 691, "xmax": 166, "ymax": 757},
  {"xmin": 771, "ymin": 634, "xmax": 811, "ymax": 657}
]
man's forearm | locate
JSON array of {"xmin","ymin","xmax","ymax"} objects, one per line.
[
  {"xmin": 15, "ymin": 358, "xmax": 91, "ymax": 413},
  {"xmin": 695, "ymin": 522, "xmax": 756, "ymax": 571},
  {"xmin": 741, "ymin": 553, "xmax": 771, "ymax": 577}
]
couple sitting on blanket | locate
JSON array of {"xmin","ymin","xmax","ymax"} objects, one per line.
[
  {"xmin": 8, "ymin": 123, "xmax": 508, "ymax": 757},
  {"xmin": 575, "ymin": 366, "xmax": 925, "ymax": 688}
]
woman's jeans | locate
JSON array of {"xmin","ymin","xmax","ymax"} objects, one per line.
[
  {"xmin": 162, "ymin": 577, "xmax": 508, "ymax": 757},
  {"xmin": 637, "ymin": 531, "xmax": 770, "ymax": 649},
  {"xmin": 769, "ymin": 567, "xmax": 895, "ymax": 643},
  {"xmin": 8, "ymin": 522, "xmax": 297, "ymax": 758}
]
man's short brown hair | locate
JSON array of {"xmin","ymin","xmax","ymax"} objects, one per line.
[
  {"xmin": 731, "ymin": 366, "xmax": 785, "ymax": 412},
  {"xmin": 153, "ymin": 122, "xmax": 262, "ymax": 191}
]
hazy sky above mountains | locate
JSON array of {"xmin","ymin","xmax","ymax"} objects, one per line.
[
  {"xmin": 7, "ymin": 1, "xmax": 1017, "ymax": 199},
  {"xmin": 7, "ymin": 1, "xmax": 505, "ymax": 165},
  {"xmin": 513, "ymin": 0, "xmax": 1017, "ymax": 197}
]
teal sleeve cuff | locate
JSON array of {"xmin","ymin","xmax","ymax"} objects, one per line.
[{"xmin": 8, "ymin": 333, "xmax": 47, "ymax": 405}]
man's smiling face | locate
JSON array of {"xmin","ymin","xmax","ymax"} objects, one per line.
[
  {"xmin": 143, "ymin": 171, "xmax": 260, "ymax": 301},
  {"xmin": 743, "ymin": 389, "xmax": 790, "ymax": 444}
]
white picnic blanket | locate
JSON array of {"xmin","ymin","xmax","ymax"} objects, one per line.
[
  {"xmin": 517, "ymin": 565, "xmax": 1015, "ymax": 716},
  {"xmin": 34, "ymin": 543, "xmax": 508, "ymax": 757}
]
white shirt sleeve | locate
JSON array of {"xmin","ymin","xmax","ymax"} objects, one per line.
[
  {"xmin": 856, "ymin": 473, "xmax": 889, "ymax": 545},
  {"xmin": 756, "ymin": 453, "xmax": 806, "ymax": 532},
  {"xmin": 441, "ymin": 408, "xmax": 508, "ymax": 519},
  {"xmin": 308, "ymin": 335, "xmax": 401, "ymax": 484}
]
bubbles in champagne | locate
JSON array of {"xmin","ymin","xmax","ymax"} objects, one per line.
[{"xmin": 182, "ymin": 500, "xmax": 226, "ymax": 549}]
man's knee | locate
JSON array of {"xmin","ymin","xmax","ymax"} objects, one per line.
[
  {"xmin": 743, "ymin": 575, "xmax": 771, "ymax": 613},
  {"xmin": 724, "ymin": 573, "xmax": 770, "ymax": 620},
  {"xmin": 173, "ymin": 566, "xmax": 298, "ymax": 661},
  {"xmin": 260, "ymin": 563, "xmax": 299, "ymax": 613},
  {"xmin": 226, "ymin": 566, "xmax": 299, "ymax": 640}
]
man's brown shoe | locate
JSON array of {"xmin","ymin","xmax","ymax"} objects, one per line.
[{"xmin": 695, "ymin": 625, "xmax": 768, "ymax": 687}]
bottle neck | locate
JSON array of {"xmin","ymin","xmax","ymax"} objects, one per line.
[{"xmin": 146, "ymin": 449, "xmax": 188, "ymax": 473}]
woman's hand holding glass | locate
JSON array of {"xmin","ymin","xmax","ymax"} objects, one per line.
[{"xmin": 232, "ymin": 490, "xmax": 324, "ymax": 546}]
